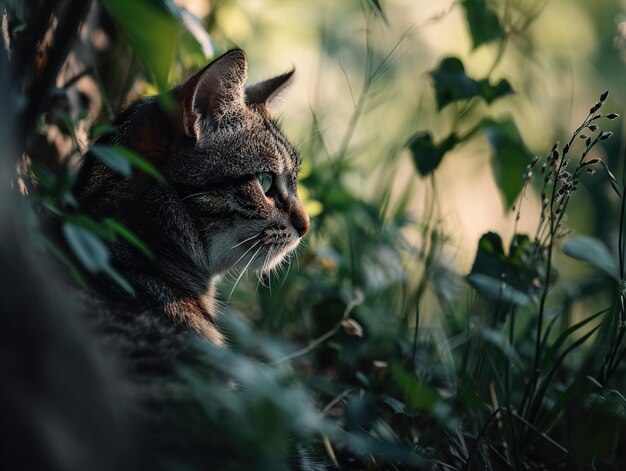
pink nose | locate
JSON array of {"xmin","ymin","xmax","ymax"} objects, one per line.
[{"xmin": 291, "ymin": 203, "xmax": 310, "ymax": 237}]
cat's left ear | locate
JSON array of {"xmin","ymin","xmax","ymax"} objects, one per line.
[
  {"xmin": 245, "ymin": 69, "xmax": 295, "ymax": 111},
  {"xmin": 176, "ymin": 49, "xmax": 248, "ymax": 139}
]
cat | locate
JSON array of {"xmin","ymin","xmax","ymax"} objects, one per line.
[
  {"xmin": 3, "ymin": 35, "xmax": 324, "ymax": 469},
  {"xmin": 74, "ymin": 48, "xmax": 310, "ymax": 347}
]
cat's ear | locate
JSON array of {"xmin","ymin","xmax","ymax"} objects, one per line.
[
  {"xmin": 245, "ymin": 69, "xmax": 295, "ymax": 111},
  {"xmin": 178, "ymin": 49, "xmax": 248, "ymax": 139}
]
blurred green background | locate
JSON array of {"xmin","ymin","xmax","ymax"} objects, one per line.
[
  {"xmin": 194, "ymin": 0, "xmax": 625, "ymax": 325},
  {"xmin": 179, "ymin": 0, "xmax": 626, "ymax": 278}
]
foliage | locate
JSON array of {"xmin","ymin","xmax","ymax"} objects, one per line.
[{"xmin": 2, "ymin": 0, "xmax": 625, "ymax": 469}]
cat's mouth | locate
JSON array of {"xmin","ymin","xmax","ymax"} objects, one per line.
[
  {"xmin": 230, "ymin": 231, "xmax": 300, "ymax": 275},
  {"xmin": 256, "ymin": 238, "xmax": 300, "ymax": 273}
]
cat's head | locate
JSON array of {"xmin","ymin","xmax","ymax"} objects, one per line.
[{"xmin": 163, "ymin": 49, "xmax": 309, "ymax": 276}]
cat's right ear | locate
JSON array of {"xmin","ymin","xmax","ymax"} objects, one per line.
[
  {"xmin": 176, "ymin": 49, "xmax": 248, "ymax": 139},
  {"xmin": 245, "ymin": 69, "xmax": 295, "ymax": 111}
]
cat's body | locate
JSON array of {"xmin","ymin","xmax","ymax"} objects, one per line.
[
  {"xmin": 75, "ymin": 49, "xmax": 309, "ymax": 348},
  {"xmin": 3, "ymin": 49, "xmax": 325, "ymax": 471}
]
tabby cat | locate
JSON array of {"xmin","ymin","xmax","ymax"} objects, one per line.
[{"xmin": 74, "ymin": 48, "xmax": 310, "ymax": 346}]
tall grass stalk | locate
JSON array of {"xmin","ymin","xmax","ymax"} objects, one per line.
[{"xmin": 514, "ymin": 93, "xmax": 621, "ymax": 452}]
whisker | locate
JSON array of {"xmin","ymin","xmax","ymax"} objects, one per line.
[
  {"xmin": 231, "ymin": 239, "xmax": 261, "ymax": 268},
  {"xmin": 280, "ymin": 255, "xmax": 293, "ymax": 288},
  {"xmin": 228, "ymin": 245, "xmax": 263, "ymax": 303},
  {"xmin": 254, "ymin": 272, "xmax": 263, "ymax": 297},
  {"xmin": 257, "ymin": 273, "xmax": 269, "ymax": 289},
  {"xmin": 257, "ymin": 248, "xmax": 273, "ymax": 292},
  {"xmin": 265, "ymin": 247, "xmax": 275, "ymax": 296},
  {"xmin": 230, "ymin": 233, "xmax": 261, "ymax": 250},
  {"xmin": 294, "ymin": 245, "xmax": 302, "ymax": 271},
  {"xmin": 181, "ymin": 191, "xmax": 210, "ymax": 202}
]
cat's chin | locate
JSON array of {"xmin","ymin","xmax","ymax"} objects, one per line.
[
  {"xmin": 218, "ymin": 237, "xmax": 300, "ymax": 277},
  {"xmin": 253, "ymin": 239, "xmax": 300, "ymax": 274}
]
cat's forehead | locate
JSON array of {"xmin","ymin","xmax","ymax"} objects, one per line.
[
  {"xmin": 198, "ymin": 113, "xmax": 299, "ymax": 175},
  {"xmin": 254, "ymin": 125, "xmax": 299, "ymax": 173}
]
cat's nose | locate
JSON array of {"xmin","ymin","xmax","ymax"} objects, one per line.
[{"xmin": 290, "ymin": 202, "xmax": 310, "ymax": 237}]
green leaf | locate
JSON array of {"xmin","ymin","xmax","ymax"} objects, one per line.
[
  {"xmin": 508, "ymin": 234, "xmax": 531, "ymax": 264},
  {"xmin": 178, "ymin": 15, "xmax": 212, "ymax": 69},
  {"xmin": 430, "ymin": 57, "xmax": 481, "ymax": 110},
  {"xmin": 478, "ymin": 231, "xmax": 505, "ymax": 257},
  {"xmin": 390, "ymin": 363, "xmax": 454, "ymax": 429},
  {"xmin": 55, "ymin": 110, "xmax": 78, "ymax": 146},
  {"xmin": 101, "ymin": 0, "xmax": 180, "ymax": 92},
  {"xmin": 479, "ymin": 78, "xmax": 513, "ymax": 104},
  {"xmin": 430, "ymin": 58, "xmax": 513, "ymax": 110},
  {"xmin": 89, "ymin": 122, "xmax": 116, "ymax": 140},
  {"xmin": 111, "ymin": 145, "xmax": 165, "ymax": 182},
  {"xmin": 562, "ymin": 235, "xmax": 619, "ymax": 280},
  {"xmin": 90, "ymin": 144, "xmax": 132, "ymax": 177},
  {"xmin": 90, "ymin": 144, "xmax": 164, "ymax": 181},
  {"xmin": 483, "ymin": 118, "xmax": 532, "ymax": 209},
  {"xmin": 382, "ymin": 396, "xmax": 405, "ymax": 414},
  {"xmin": 346, "ymin": 394, "xmax": 373, "ymax": 430},
  {"xmin": 475, "ymin": 325, "xmax": 520, "ymax": 361},
  {"xmin": 467, "ymin": 231, "xmax": 541, "ymax": 306},
  {"xmin": 62, "ymin": 222, "xmax": 135, "ymax": 295},
  {"xmin": 471, "ymin": 232, "xmax": 507, "ymax": 279},
  {"xmin": 540, "ymin": 308, "xmax": 608, "ymax": 370},
  {"xmin": 101, "ymin": 1, "xmax": 210, "ymax": 95},
  {"xmin": 462, "ymin": 0, "xmax": 505, "ymax": 49},
  {"xmin": 407, "ymin": 132, "xmax": 458, "ymax": 176},
  {"xmin": 391, "ymin": 363, "xmax": 438, "ymax": 411},
  {"xmin": 62, "ymin": 222, "xmax": 111, "ymax": 274},
  {"xmin": 103, "ymin": 265, "xmax": 136, "ymax": 296},
  {"xmin": 382, "ymin": 396, "xmax": 420, "ymax": 418},
  {"xmin": 103, "ymin": 218, "xmax": 155, "ymax": 259},
  {"xmin": 366, "ymin": 0, "xmax": 389, "ymax": 25},
  {"xmin": 39, "ymin": 236, "xmax": 88, "ymax": 288},
  {"xmin": 571, "ymin": 396, "xmax": 626, "ymax": 462},
  {"xmin": 30, "ymin": 162, "xmax": 56, "ymax": 192},
  {"xmin": 467, "ymin": 273, "xmax": 532, "ymax": 306},
  {"xmin": 538, "ymin": 377, "xmax": 602, "ymax": 435},
  {"xmin": 179, "ymin": 9, "xmax": 213, "ymax": 63},
  {"xmin": 63, "ymin": 213, "xmax": 113, "ymax": 239}
]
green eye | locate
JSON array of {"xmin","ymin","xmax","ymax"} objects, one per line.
[{"xmin": 257, "ymin": 172, "xmax": 273, "ymax": 194}]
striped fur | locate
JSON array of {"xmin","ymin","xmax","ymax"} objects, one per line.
[{"xmin": 75, "ymin": 49, "xmax": 309, "ymax": 345}]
